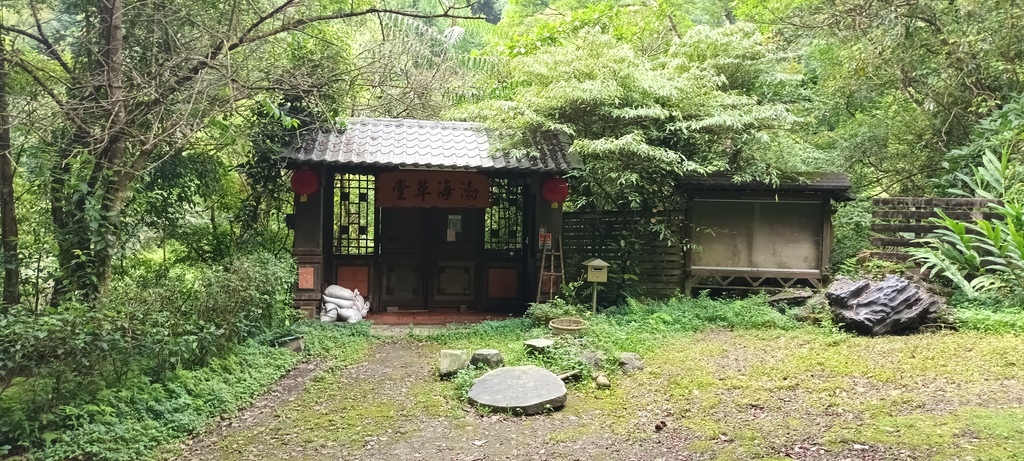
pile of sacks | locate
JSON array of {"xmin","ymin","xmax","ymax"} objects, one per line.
[{"xmin": 320, "ymin": 285, "xmax": 370, "ymax": 323}]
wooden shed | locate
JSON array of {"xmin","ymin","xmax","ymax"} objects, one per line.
[
  {"xmin": 679, "ymin": 173, "xmax": 853, "ymax": 293},
  {"xmin": 283, "ymin": 118, "xmax": 579, "ymax": 317}
]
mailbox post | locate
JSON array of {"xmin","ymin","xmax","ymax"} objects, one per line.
[{"xmin": 582, "ymin": 258, "xmax": 610, "ymax": 313}]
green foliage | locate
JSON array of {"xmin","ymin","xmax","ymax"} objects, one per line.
[
  {"xmin": 947, "ymin": 291, "xmax": 1024, "ymax": 334},
  {"xmin": 829, "ymin": 199, "xmax": 872, "ymax": 270},
  {"xmin": 944, "ymin": 98, "xmax": 1024, "ymax": 201},
  {"xmin": 0, "ymin": 252, "xmax": 297, "ymax": 457},
  {"xmin": 525, "ymin": 298, "xmax": 587, "ymax": 325},
  {"xmin": 948, "ymin": 146, "xmax": 1018, "ymax": 200},
  {"xmin": 956, "ymin": 308, "xmax": 1024, "ymax": 335},
  {"xmin": 0, "ymin": 342, "xmax": 297, "ymax": 461},
  {"xmin": 454, "ymin": 17, "xmax": 824, "ymax": 211},
  {"xmin": 836, "ymin": 257, "xmax": 910, "ymax": 280},
  {"xmin": 910, "ymin": 203, "xmax": 1024, "ymax": 298},
  {"xmin": 741, "ymin": 1, "xmax": 1024, "ymax": 195},
  {"xmin": 39, "ymin": 344, "xmax": 297, "ymax": 461}
]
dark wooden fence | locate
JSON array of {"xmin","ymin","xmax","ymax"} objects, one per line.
[
  {"xmin": 870, "ymin": 197, "xmax": 1001, "ymax": 259},
  {"xmin": 562, "ymin": 211, "xmax": 685, "ymax": 302}
]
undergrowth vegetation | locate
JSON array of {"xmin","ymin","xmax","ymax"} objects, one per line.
[{"xmin": 0, "ymin": 253, "xmax": 379, "ymax": 460}]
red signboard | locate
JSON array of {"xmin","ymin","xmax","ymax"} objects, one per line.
[{"xmin": 377, "ymin": 171, "xmax": 491, "ymax": 208}]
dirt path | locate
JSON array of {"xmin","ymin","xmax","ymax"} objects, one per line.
[{"xmin": 176, "ymin": 341, "xmax": 706, "ymax": 461}]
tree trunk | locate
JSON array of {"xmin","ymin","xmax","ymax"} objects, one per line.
[
  {"xmin": 94, "ymin": 0, "xmax": 127, "ymax": 296},
  {"xmin": 0, "ymin": 33, "xmax": 20, "ymax": 309},
  {"xmin": 50, "ymin": 0, "xmax": 128, "ymax": 303}
]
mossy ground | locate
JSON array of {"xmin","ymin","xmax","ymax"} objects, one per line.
[{"xmin": 184, "ymin": 327, "xmax": 1024, "ymax": 460}]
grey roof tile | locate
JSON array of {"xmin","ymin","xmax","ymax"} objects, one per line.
[{"xmin": 283, "ymin": 118, "xmax": 580, "ymax": 173}]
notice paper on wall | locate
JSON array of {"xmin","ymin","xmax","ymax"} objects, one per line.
[{"xmin": 447, "ymin": 228, "xmax": 456, "ymax": 242}]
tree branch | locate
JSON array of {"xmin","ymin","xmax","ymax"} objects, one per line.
[
  {"xmin": 29, "ymin": 0, "xmax": 74, "ymax": 77},
  {"xmin": 3, "ymin": 55, "xmax": 93, "ymax": 141},
  {"xmin": 148, "ymin": 5, "xmax": 482, "ymax": 112}
]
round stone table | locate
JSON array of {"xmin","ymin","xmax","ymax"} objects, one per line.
[{"xmin": 468, "ymin": 365, "xmax": 567, "ymax": 415}]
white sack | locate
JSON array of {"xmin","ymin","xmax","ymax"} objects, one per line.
[
  {"xmin": 322, "ymin": 295, "xmax": 355, "ymax": 309},
  {"xmin": 319, "ymin": 303, "xmax": 340, "ymax": 322},
  {"xmin": 353, "ymin": 290, "xmax": 368, "ymax": 316},
  {"xmin": 323, "ymin": 285, "xmax": 356, "ymax": 301},
  {"xmin": 337, "ymin": 307, "xmax": 363, "ymax": 323}
]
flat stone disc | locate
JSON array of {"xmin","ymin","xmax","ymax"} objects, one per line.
[{"xmin": 468, "ymin": 365, "xmax": 567, "ymax": 415}]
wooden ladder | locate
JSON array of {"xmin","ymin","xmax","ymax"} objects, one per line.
[{"xmin": 536, "ymin": 236, "xmax": 565, "ymax": 303}]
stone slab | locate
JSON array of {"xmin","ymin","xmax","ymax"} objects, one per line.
[
  {"xmin": 524, "ymin": 338, "xmax": 554, "ymax": 352},
  {"xmin": 439, "ymin": 350, "xmax": 471, "ymax": 378},
  {"xmin": 471, "ymin": 349, "xmax": 504, "ymax": 368},
  {"xmin": 468, "ymin": 365, "xmax": 567, "ymax": 415}
]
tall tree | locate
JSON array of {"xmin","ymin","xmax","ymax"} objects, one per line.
[
  {"xmin": 1, "ymin": 0, "xmax": 479, "ymax": 302},
  {"xmin": 736, "ymin": 0, "xmax": 1024, "ymax": 194},
  {"xmin": 0, "ymin": 31, "xmax": 19, "ymax": 309},
  {"xmin": 455, "ymin": 6, "xmax": 822, "ymax": 210}
]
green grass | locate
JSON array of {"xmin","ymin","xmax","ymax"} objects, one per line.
[
  {"xmin": 296, "ymin": 320, "xmax": 375, "ymax": 367},
  {"xmin": 215, "ymin": 377, "xmax": 398, "ymax": 460},
  {"xmin": 152, "ymin": 296, "xmax": 1024, "ymax": 459},
  {"xmin": 827, "ymin": 408, "xmax": 1024, "ymax": 459}
]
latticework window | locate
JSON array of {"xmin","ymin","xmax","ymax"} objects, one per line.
[
  {"xmin": 485, "ymin": 178, "xmax": 525, "ymax": 256},
  {"xmin": 335, "ymin": 174, "xmax": 375, "ymax": 254}
]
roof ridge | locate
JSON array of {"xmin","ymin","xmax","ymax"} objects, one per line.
[{"xmin": 346, "ymin": 117, "xmax": 485, "ymax": 129}]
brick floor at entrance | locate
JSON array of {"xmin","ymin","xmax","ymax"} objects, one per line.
[{"xmin": 364, "ymin": 311, "xmax": 515, "ymax": 325}]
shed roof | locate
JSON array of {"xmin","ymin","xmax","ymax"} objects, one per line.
[
  {"xmin": 283, "ymin": 117, "xmax": 580, "ymax": 173},
  {"xmin": 679, "ymin": 172, "xmax": 853, "ymax": 198}
]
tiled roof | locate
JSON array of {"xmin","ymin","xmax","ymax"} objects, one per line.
[
  {"xmin": 283, "ymin": 118, "xmax": 580, "ymax": 173},
  {"xmin": 679, "ymin": 172, "xmax": 853, "ymax": 197}
]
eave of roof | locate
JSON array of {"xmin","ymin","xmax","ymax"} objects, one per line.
[{"xmin": 678, "ymin": 172, "xmax": 854, "ymax": 199}]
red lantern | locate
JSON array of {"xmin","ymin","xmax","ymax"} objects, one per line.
[
  {"xmin": 290, "ymin": 169, "xmax": 320, "ymax": 199},
  {"xmin": 542, "ymin": 177, "xmax": 569, "ymax": 204}
]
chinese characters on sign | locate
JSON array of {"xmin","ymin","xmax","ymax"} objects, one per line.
[{"xmin": 377, "ymin": 171, "xmax": 491, "ymax": 208}]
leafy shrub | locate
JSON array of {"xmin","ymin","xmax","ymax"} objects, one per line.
[
  {"xmin": 0, "ymin": 251, "xmax": 298, "ymax": 457},
  {"xmin": 910, "ymin": 202, "xmax": 1024, "ymax": 298},
  {"xmin": 830, "ymin": 199, "xmax": 873, "ymax": 270},
  {"xmin": 525, "ymin": 298, "xmax": 587, "ymax": 325}
]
